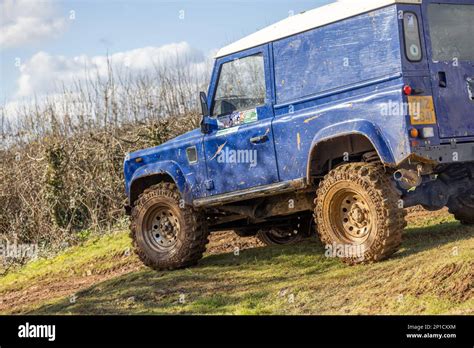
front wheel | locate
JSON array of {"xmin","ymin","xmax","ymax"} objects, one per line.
[
  {"xmin": 315, "ymin": 163, "xmax": 406, "ymax": 264},
  {"xmin": 130, "ymin": 182, "xmax": 209, "ymax": 270}
]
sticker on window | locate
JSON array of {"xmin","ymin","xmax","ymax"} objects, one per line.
[
  {"xmin": 403, "ymin": 12, "xmax": 422, "ymax": 62},
  {"xmin": 217, "ymin": 108, "xmax": 258, "ymax": 129},
  {"xmin": 241, "ymin": 109, "xmax": 258, "ymax": 123}
]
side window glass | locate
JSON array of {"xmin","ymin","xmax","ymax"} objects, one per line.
[
  {"xmin": 212, "ymin": 54, "xmax": 265, "ymax": 119},
  {"xmin": 427, "ymin": 4, "xmax": 474, "ymax": 61},
  {"xmin": 403, "ymin": 12, "xmax": 422, "ymax": 62}
]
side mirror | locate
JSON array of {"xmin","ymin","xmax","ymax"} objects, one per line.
[
  {"xmin": 199, "ymin": 91, "xmax": 217, "ymax": 134},
  {"xmin": 199, "ymin": 91, "xmax": 209, "ymax": 117},
  {"xmin": 200, "ymin": 116, "xmax": 218, "ymax": 134}
]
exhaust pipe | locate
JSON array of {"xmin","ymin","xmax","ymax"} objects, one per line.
[{"xmin": 394, "ymin": 169, "xmax": 422, "ymax": 189}]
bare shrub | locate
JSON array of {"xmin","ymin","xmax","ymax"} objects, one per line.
[{"xmin": 0, "ymin": 55, "xmax": 209, "ymax": 262}]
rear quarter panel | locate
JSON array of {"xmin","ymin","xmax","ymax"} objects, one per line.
[{"xmin": 271, "ymin": 5, "xmax": 410, "ymax": 181}]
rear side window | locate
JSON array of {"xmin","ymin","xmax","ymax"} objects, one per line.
[
  {"xmin": 403, "ymin": 12, "xmax": 422, "ymax": 62},
  {"xmin": 428, "ymin": 4, "xmax": 474, "ymax": 61},
  {"xmin": 212, "ymin": 54, "xmax": 265, "ymax": 116}
]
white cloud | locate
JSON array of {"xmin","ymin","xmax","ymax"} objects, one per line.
[
  {"xmin": 0, "ymin": 0, "xmax": 66, "ymax": 48},
  {"xmin": 15, "ymin": 42, "xmax": 210, "ymax": 98},
  {"xmin": 2, "ymin": 42, "xmax": 215, "ymax": 139}
]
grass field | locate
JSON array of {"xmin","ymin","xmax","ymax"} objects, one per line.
[{"xmin": 0, "ymin": 209, "xmax": 472, "ymax": 315}]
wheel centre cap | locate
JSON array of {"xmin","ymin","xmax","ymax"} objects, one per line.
[
  {"xmin": 350, "ymin": 206, "xmax": 364, "ymax": 223},
  {"xmin": 160, "ymin": 219, "xmax": 173, "ymax": 235}
]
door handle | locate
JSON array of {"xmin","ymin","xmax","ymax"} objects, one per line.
[
  {"xmin": 438, "ymin": 71, "xmax": 447, "ymax": 88},
  {"xmin": 250, "ymin": 134, "xmax": 269, "ymax": 144}
]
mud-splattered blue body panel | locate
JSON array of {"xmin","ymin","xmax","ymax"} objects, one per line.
[
  {"xmin": 272, "ymin": 5, "xmax": 407, "ymax": 181},
  {"xmin": 124, "ymin": 0, "xmax": 474, "ymax": 205}
]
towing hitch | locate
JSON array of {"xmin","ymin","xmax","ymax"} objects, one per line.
[{"xmin": 402, "ymin": 164, "xmax": 474, "ymax": 210}]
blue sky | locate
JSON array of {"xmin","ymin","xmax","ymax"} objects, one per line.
[{"xmin": 0, "ymin": 0, "xmax": 334, "ymax": 104}]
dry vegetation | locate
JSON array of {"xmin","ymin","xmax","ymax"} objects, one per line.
[{"xmin": 0, "ymin": 58, "xmax": 209, "ymax": 269}]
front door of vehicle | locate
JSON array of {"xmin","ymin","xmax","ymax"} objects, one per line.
[
  {"xmin": 422, "ymin": 0, "xmax": 474, "ymax": 138},
  {"xmin": 203, "ymin": 45, "xmax": 279, "ymax": 196}
]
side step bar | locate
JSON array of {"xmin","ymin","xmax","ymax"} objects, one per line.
[{"xmin": 193, "ymin": 178, "xmax": 307, "ymax": 208}]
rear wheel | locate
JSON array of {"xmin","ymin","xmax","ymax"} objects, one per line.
[
  {"xmin": 315, "ymin": 163, "xmax": 406, "ymax": 264},
  {"xmin": 447, "ymin": 189, "xmax": 474, "ymax": 225},
  {"xmin": 130, "ymin": 182, "xmax": 209, "ymax": 270}
]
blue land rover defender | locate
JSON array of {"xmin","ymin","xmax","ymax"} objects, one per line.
[{"xmin": 124, "ymin": 0, "xmax": 474, "ymax": 270}]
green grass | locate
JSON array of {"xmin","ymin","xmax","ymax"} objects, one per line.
[
  {"xmin": 0, "ymin": 213, "xmax": 473, "ymax": 315},
  {"xmin": 0, "ymin": 232, "xmax": 132, "ymax": 290}
]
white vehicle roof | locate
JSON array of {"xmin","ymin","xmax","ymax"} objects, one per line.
[{"xmin": 215, "ymin": 0, "xmax": 422, "ymax": 58}]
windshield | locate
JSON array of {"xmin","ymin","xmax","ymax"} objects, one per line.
[{"xmin": 428, "ymin": 4, "xmax": 474, "ymax": 61}]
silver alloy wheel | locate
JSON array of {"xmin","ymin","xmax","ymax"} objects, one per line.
[{"xmin": 143, "ymin": 206, "xmax": 180, "ymax": 250}]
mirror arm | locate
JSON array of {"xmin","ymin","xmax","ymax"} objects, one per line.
[{"xmin": 200, "ymin": 91, "xmax": 209, "ymax": 117}]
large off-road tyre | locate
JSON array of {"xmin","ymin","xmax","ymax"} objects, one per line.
[
  {"xmin": 315, "ymin": 163, "xmax": 407, "ymax": 264},
  {"xmin": 447, "ymin": 189, "xmax": 474, "ymax": 225},
  {"xmin": 130, "ymin": 182, "xmax": 209, "ymax": 270}
]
